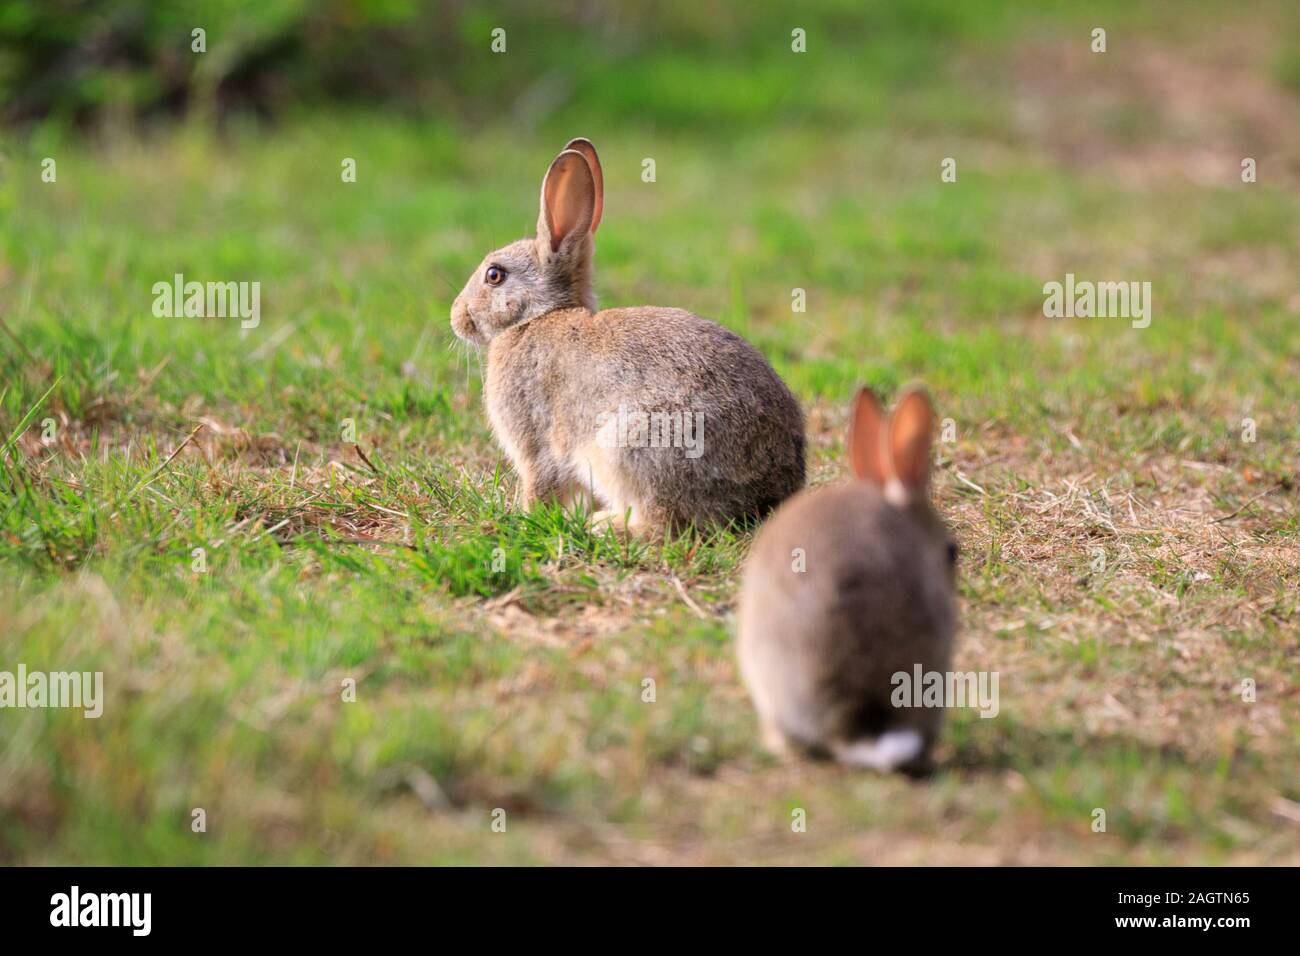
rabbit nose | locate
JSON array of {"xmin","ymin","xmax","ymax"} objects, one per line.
[{"xmin": 450, "ymin": 299, "xmax": 478, "ymax": 340}]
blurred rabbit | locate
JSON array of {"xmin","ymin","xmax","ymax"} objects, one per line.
[{"xmin": 736, "ymin": 386, "xmax": 958, "ymax": 773}]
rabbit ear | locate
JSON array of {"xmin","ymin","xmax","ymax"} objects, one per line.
[
  {"xmin": 847, "ymin": 387, "xmax": 889, "ymax": 486},
  {"xmin": 887, "ymin": 388, "xmax": 935, "ymax": 498},
  {"xmin": 538, "ymin": 149, "xmax": 596, "ymax": 255},
  {"xmin": 563, "ymin": 138, "xmax": 603, "ymax": 233}
]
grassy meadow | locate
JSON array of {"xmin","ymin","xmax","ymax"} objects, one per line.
[{"xmin": 1, "ymin": 1, "xmax": 1298, "ymax": 864}]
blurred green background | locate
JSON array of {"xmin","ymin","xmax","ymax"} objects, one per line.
[
  {"xmin": 0, "ymin": 0, "xmax": 1082, "ymax": 126},
  {"xmin": 7, "ymin": 0, "xmax": 1294, "ymax": 130}
]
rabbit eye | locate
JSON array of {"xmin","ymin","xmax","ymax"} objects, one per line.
[
  {"xmin": 484, "ymin": 265, "xmax": 506, "ymax": 286},
  {"xmin": 945, "ymin": 542, "xmax": 959, "ymax": 566}
]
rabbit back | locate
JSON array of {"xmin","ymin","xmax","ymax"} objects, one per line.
[
  {"xmin": 485, "ymin": 305, "xmax": 805, "ymax": 526},
  {"xmin": 737, "ymin": 482, "xmax": 956, "ymax": 757}
]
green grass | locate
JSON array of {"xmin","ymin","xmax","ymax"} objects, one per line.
[{"xmin": 1, "ymin": 0, "xmax": 1298, "ymax": 864}]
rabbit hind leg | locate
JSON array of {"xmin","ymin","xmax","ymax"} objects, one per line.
[{"xmin": 572, "ymin": 441, "xmax": 657, "ymax": 532}]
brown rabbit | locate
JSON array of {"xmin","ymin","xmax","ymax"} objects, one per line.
[
  {"xmin": 736, "ymin": 387, "xmax": 958, "ymax": 773},
  {"xmin": 450, "ymin": 138, "xmax": 805, "ymax": 532}
]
